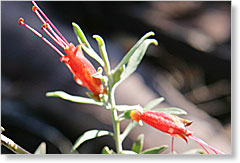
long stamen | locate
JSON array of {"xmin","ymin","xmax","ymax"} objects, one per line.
[
  {"xmin": 189, "ymin": 135, "xmax": 224, "ymax": 154},
  {"xmin": 32, "ymin": 1, "xmax": 70, "ymax": 46},
  {"xmin": 18, "ymin": 18, "xmax": 64, "ymax": 57},
  {"xmin": 32, "ymin": 6, "xmax": 67, "ymax": 48},
  {"xmin": 41, "ymin": 24, "xmax": 65, "ymax": 49}
]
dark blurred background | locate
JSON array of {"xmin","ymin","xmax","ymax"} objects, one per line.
[{"xmin": 1, "ymin": 1, "xmax": 231, "ymax": 154}]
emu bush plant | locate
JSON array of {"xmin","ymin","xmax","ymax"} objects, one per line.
[{"xmin": 1, "ymin": 1, "xmax": 225, "ymax": 154}]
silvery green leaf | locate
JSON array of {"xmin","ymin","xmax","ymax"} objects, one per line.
[
  {"xmin": 141, "ymin": 145, "xmax": 168, "ymax": 154},
  {"xmin": 71, "ymin": 130, "xmax": 113, "ymax": 152},
  {"xmin": 34, "ymin": 142, "xmax": 46, "ymax": 154},
  {"xmin": 46, "ymin": 91, "xmax": 103, "ymax": 106},
  {"xmin": 152, "ymin": 107, "xmax": 187, "ymax": 115},
  {"xmin": 81, "ymin": 45, "xmax": 105, "ymax": 67},
  {"xmin": 144, "ymin": 97, "xmax": 165, "ymax": 110},
  {"xmin": 120, "ymin": 39, "xmax": 158, "ymax": 81},
  {"xmin": 93, "ymin": 35, "xmax": 111, "ymax": 74},
  {"xmin": 131, "ymin": 134, "xmax": 144, "ymax": 154},
  {"xmin": 112, "ymin": 32, "xmax": 157, "ymax": 86},
  {"xmin": 72, "ymin": 22, "xmax": 105, "ymax": 67},
  {"xmin": 72, "ymin": 22, "xmax": 92, "ymax": 49},
  {"xmin": 113, "ymin": 31, "xmax": 155, "ymax": 73}
]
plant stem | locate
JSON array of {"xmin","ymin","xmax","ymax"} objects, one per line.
[
  {"xmin": 111, "ymin": 109, "xmax": 122, "ymax": 153},
  {"xmin": 108, "ymin": 79, "xmax": 122, "ymax": 154},
  {"xmin": 1, "ymin": 134, "xmax": 31, "ymax": 154}
]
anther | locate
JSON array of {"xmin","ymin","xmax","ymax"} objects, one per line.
[
  {"xmin": 18, "ymin": 18, "xmax": 24, "ymax": 25},
  {"xmin": 41, "ymin": 23, "xmax": 48, "ymax": 30},
  {"xmin": 32, "ymin": 6, "xmax": 37, "ymax": 12}
]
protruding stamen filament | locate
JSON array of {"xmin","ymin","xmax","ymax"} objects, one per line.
[
  {"xmin": 18, "ymin": 18, "xmax": 64, "ymax": 57},
  {"xmin": 41, "ymin": 23, "xmax": 65, "ymax": 49},
  {"xmin": 33, "ymin": 6, "xmax": 67, "ymax": 49},
  {"xmin": 32, "ymin": 1, "xmax": 70, "ymax": 46}
]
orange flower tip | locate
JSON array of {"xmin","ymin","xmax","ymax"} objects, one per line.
[
  {"xmin": 180, "ymin": 118, "xmax": 193, "ymax": 127},
  {"xmin": 18, "ymin": 18, "xmax": 24, "ymax": 25},
  {"xmin": 130, "ymin": 110, "xmax": 141, "ymax": 122},
  {"xmin": 41, "ymin": 23, "xmax": 48, "ymax": 30},
  {"xmin": 32, "ymin": 6, "xmax": 37, "ymax": 12}
]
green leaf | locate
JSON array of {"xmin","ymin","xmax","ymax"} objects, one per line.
[
  {"xmin": 152, "ymin": 107, "xmax": 187, "ymax": 115},
  {"xmin": 112, "ymin": 65, "xmax": 125, "ymax": 85},
  {"xmin": 46, "ymin": 91, "xmax": 104, "ymax": 106},
  {"xmin": 120, "ymin": 150, "xmax": 137, "ymax": 154},
  {"xmin": 141, "ymin": 145, "xmax": 168, "ymax": 154},
  {"xmin": 71, "ymin": 130, "xmax": 113, "ymax": 152},
  {"xmin": 132, "ymin": 134, "xmax": 144, "ymax": 154},
  {"xmin": 34, "ymin": 142, "xmax": 46, "ymax": 154},
  {"xmin": 183, "ymin": 149, "xmax": 205, "ymax": 154},
  {"xmin": 72, "ymin": 22, "xmax": 105, "ymax": 67},
  {"xmin": 81, "ymin": 45, "xmax": 105, "ymax": 67},
  {"xmin": 101, "ymin": 146, "xmax": 115, "ymax": 154},
  {"xmin": 72, "ymin": 22, "xmax": 92, "ymax": 49},
  {"xmin": 120, "ymin": 39, "xmax": 158, "ymax": 82},
  {"xmin": 144, "ymin": 97, "xmax": 165, "ymax": 110},
  {"xmin": 113, "ymin": 31, "xmax": 155, "ymax": 73},
  {"xmin": 93, "ymin": 35, "xmax": 111, "ymax": 74}
]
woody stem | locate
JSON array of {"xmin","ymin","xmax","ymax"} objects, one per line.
[{"xmin": 1, "ymin": 134, "xmax": 31, "ymax": 154}]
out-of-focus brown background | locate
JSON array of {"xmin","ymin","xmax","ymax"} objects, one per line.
[{"xmin": 1, "ymin": 1, "xmax": 231, "ymax": 154}]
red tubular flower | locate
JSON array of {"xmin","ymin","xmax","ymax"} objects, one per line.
[
  {"xmin": 130, "ymin": 110, "xmax": 224, "ymax": 154},
  {"xmin": 18, "ymin": 1, "xmax": 105, "ymax": 98}
]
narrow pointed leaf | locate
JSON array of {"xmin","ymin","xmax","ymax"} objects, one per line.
[
  {"xmin": 152, "ymin": 107, "xmax": 187, "ymax": 115},
  {"xmin": 112, "ymin": 65, "xmax": 125, "ymax": 85},
  {"xmin": 131, "ymin": 134, "xmax": 144, "ymax": 154},
  {"xmin": 72, "ymin": 22, "xmax": 92, "ymax": 49},
  {"xmin": 72, "ymin": 22, "xmax": 105, "ymax": 67},
  {"xmin": 34, "ymin": 142, "xmax": 46, "ymax": 154},
  {"xmin": 141, "ymin": 145, "xmax": 168, "ymax": 154},
  {"xmin": 81, "ymin": 45, "xmax": 105, "ymax": 67},
  {"xmin": 46, "ymin": 91, "xmax": 104, "ymax": 106},
  {"xmin": 144, "ymin": 97, "xmax": 165, "ymax": 110},
  {"xmin": 93, "ymin": 35, "xmax": 111, "ymax": 74},
  {"xmin": 113, "ymin": 31, "xmax": 155, "ymax": 72},
  {"xmin": 120, "ymin": 39, "xmax": 158, "ymax": 82},
  {"xmin": 71, "ymin": 130, "xmax": 113, "ymax": 152}
]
